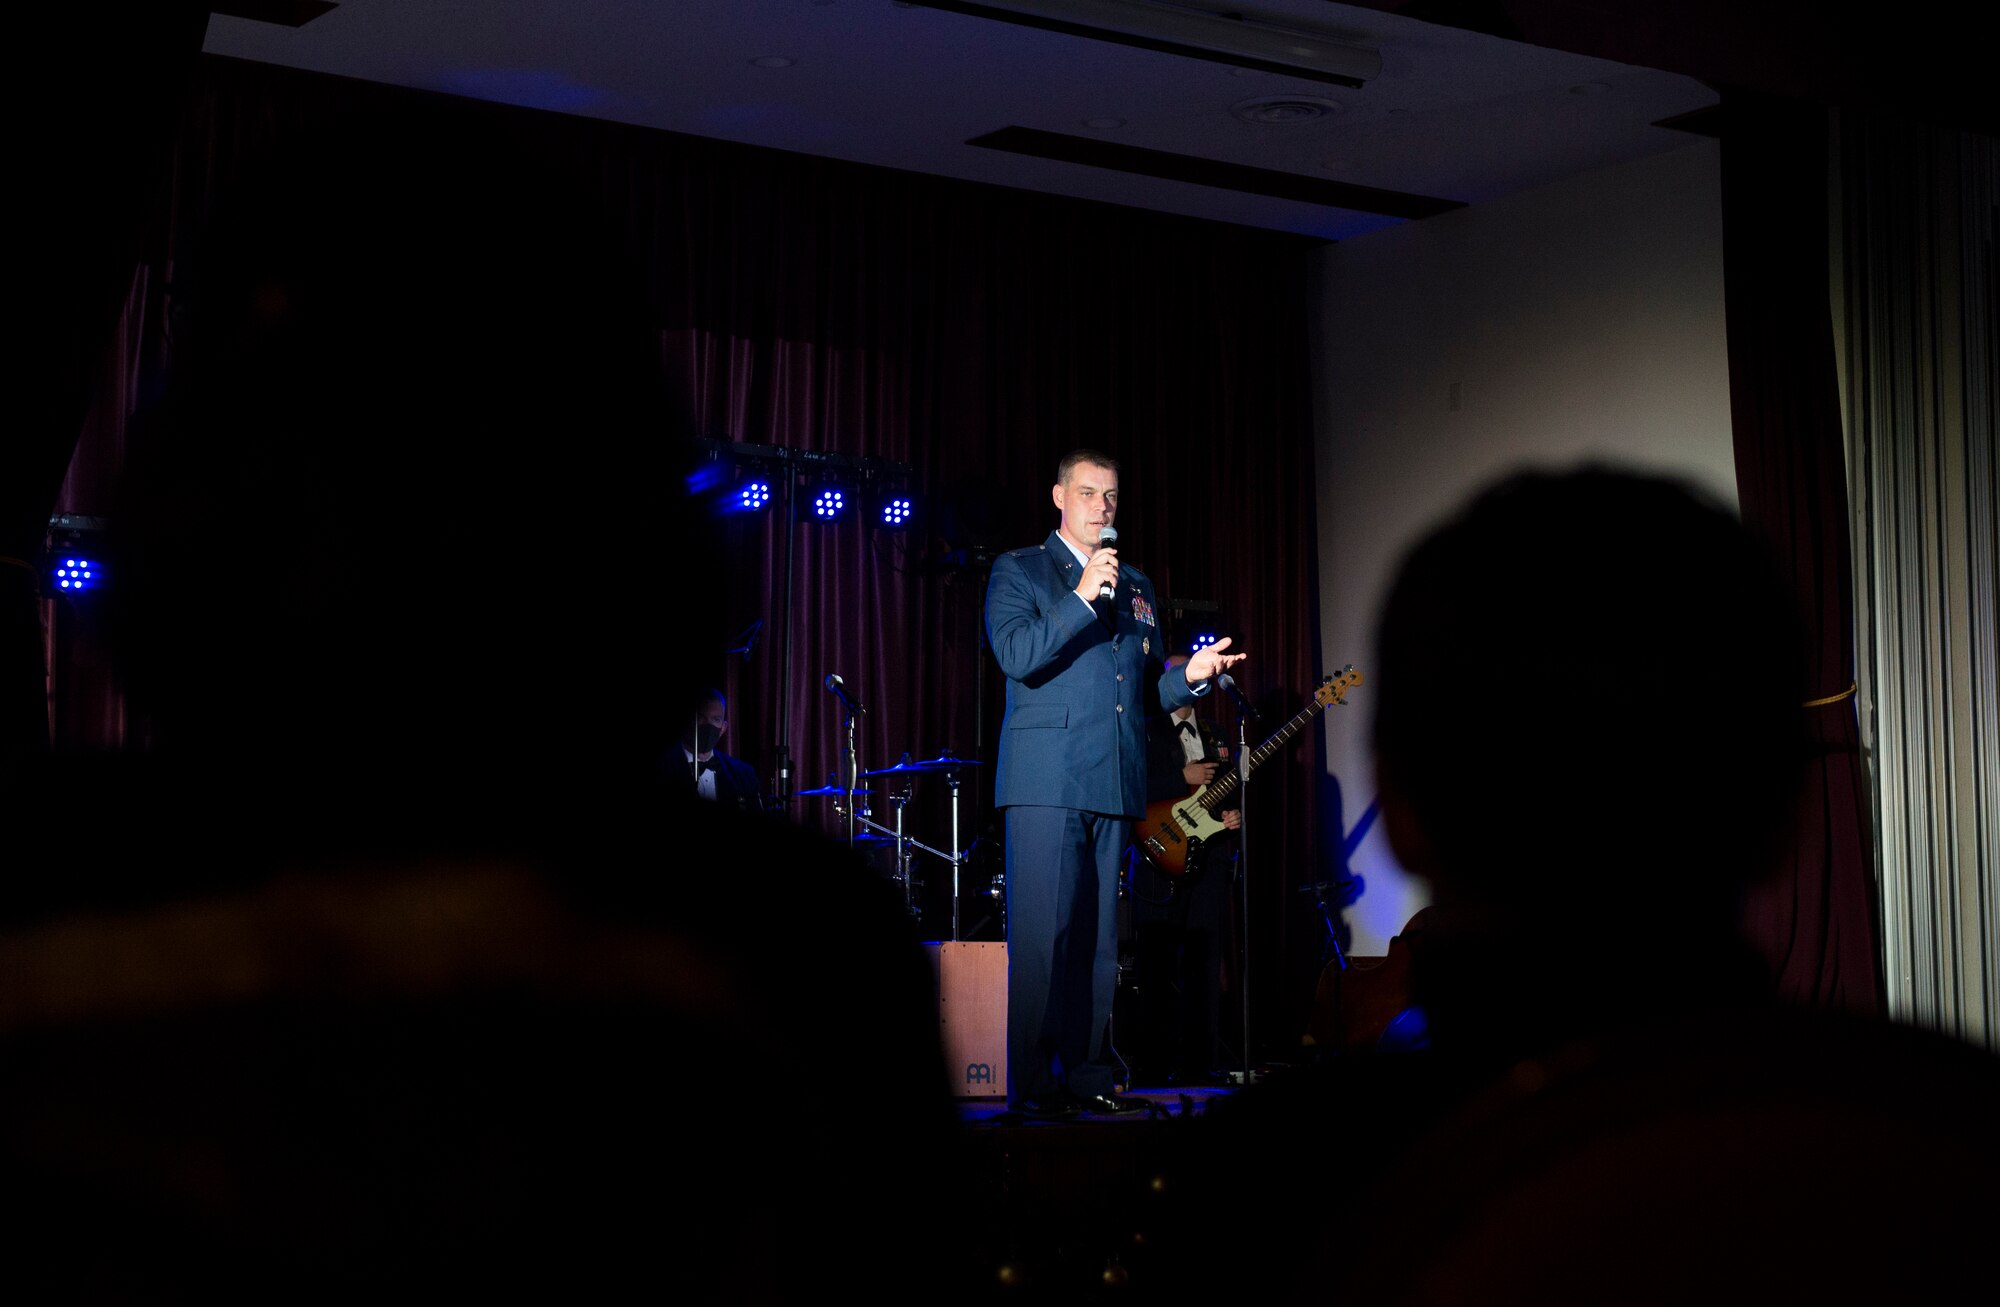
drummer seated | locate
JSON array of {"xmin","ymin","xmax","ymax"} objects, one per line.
[{"xmin": 663, "ymin": 689, "xmax": 764, "ymax": 811}]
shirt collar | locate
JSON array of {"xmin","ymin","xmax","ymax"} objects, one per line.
[{"xmin": 1053, "ymin": 530, "xmax": 1092, "ymax": 569}]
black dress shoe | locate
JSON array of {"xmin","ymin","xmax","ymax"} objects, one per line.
[
  {"xmin": 1012, "ymin": 1096, "xmax": 1080, "ymax": 1120},
  {"xmin": 1075, "ymin": 1092, "xmax": 1149, "ymax": 1116}
]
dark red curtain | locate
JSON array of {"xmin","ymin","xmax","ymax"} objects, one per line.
[
  {"xmin": 65, "ymin": 55, "xmax": 1330, "ymax": 1056},
  {"xmin": 4, "ymin": 6, "xmax": 210, "ymax": 786},
  {"xmin": 1721, "ymin": 93, "xmax": 1883, "ymax": 1014}
]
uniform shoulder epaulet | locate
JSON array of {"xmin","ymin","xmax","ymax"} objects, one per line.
[{"xmin": 1002, "ymin": 544, "xmax": 1045, "ymax": 560}]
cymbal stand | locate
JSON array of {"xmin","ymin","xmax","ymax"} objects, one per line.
[
  {"xmin": 889, "ymin": 782, "xmax": 918, "ymax": 918},
  {"xmin": 842, "ymin": 765, "xmax": 975, "ymax": 940},
  {"xmin": 947, "ymin": 768, "xmax": 965, "ymax": 941}
]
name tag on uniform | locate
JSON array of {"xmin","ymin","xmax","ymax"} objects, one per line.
[{"xmin": 1131, "ymin": 595, "xmax": 1157, "ymax": 627}]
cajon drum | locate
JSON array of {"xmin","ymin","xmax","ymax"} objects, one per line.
[{"xmin": 925, "ymin": 941, "xmax": 1007, "ymax": 1098}]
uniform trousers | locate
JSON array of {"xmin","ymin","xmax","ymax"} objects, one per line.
[{"xmin": 1004, "ymin": 804, "xmax": 1129, "ymax": 1102}]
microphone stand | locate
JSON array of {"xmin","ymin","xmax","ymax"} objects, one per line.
[
  {"xmin": 827, "ymin": 674, "xmax": 866, "ymax": 850},
  {"xmin": 843, "ymin": 703, "xmax": 860, "ymax": 849},
  {"xmin": 1227, "ymin": 684, "xmax": 1259, "ymax": 1087}
]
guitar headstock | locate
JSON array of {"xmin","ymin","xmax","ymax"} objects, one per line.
[{"xmin": 1316, "ymin": 664, "xmax": 1365, "ymax": 707}]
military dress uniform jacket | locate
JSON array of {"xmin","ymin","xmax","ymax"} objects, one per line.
[{"xmin": 986, "ymin": 530, "xmax": 1197, "ymax": 819}]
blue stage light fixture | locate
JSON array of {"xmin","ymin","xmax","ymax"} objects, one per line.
[
  {"xmin": 51, "ymin": 556, "xmax": 101, "ymax": 595},
  {"xmin": 878, "ymin": 493, "xmax": 914, "ymax": 529},
  {"xmin": 809, "ymin": 486, "xmax": 848, "ymax": 522},
  {"xmin": 865, "ymin": 476, "xmax": 918, "ymax": 531},
  {"xmin": 735, "ymin": 479, "xmax": 774, "ymax": 513},
  {"xmin": 1191, "ymin": 631, "xmax": 1220, "ymax": 654}
]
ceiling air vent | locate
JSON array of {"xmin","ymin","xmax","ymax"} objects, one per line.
[{"xmin": 1230, "ymin": 96, "xmax": 1341, "ymax": 125}]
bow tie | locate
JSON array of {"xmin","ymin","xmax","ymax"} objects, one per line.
[{"xmin": 1178, "ymin": 721, "xmax": 1198, "ymax": 737}]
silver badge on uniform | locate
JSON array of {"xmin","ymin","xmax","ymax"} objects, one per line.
[{"xmin": 1142, "ymin": 637, "xmax": 1150, "ymax": 655}]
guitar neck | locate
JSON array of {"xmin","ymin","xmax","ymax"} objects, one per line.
[{"xmin": 1198, "ymin": 697, "xmax": 1328, "ymax": 811}]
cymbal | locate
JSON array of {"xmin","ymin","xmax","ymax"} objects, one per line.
[
  {"xmin": 860, "ymin": 752, "xmax": 984, "ymax": 777},
  {"xmin": 790, "ymin": 782, "xmax": 873, "ymax": 797}
]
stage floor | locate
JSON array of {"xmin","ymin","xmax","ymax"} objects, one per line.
[
  {"xmin": 943, "ymin": 1082, "xmax": 1250, "ymax": 1299},
  {"xmin": 953, "ymin": 1082, "xmax": 1238, "ymax": 1126}
]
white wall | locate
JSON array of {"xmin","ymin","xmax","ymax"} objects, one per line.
[{"xmin": 1310, "ymin": 139, "xmax": 1736, "ymax": 954}]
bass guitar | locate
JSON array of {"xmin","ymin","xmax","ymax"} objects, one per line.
[{"xmin": 1134, "ymin": 665, "xmax": 1363, "ymax": 877}]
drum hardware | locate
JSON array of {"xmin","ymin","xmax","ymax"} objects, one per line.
[
  {"xmin": 859, "ymin": 751, "xmax": 983, "ymax": 776},
  {"xmin": 883, "ymin": 779, "xmax": 921, "ymax": 920},
  {"xmin": 818, "ymin": 675, "xmax": 986, "ymax": 937},
  {"xmin": 861, "ymin": 751, "xmax": 981, "ymax": 940},
  {"xmin": 790, "ymin": 779, "xmax": 876, "ymax": 798}
]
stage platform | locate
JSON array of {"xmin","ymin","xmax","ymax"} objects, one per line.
[
  {"xmin": 953, "ymin": 1083, "xmax": 1236, "ymax": 1127},
  {"xmin": 946, "ymin": 1083, "xmax": 1245, "ymax": 1298}
]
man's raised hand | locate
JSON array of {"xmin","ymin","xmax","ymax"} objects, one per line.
[{"xmin": 1185, "ymin": 636, "xmax": 1245, "ymax": 685}]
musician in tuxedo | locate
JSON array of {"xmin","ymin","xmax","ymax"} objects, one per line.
[
  {"xmin": 1129, "ymin": 652, "xmax": 1241, "ymax": 1085},
  {"xmin": 986, "ymin": 449, "xmax": 1245, "ymax": 1118},
  {"xmin": 663, "ymin": 688, "xmax": 764, "ymax": 811}
]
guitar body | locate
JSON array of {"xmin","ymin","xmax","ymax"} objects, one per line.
[
  {"xmin": 1132, "ymin": 666, "xmax": 1364, "ymax": 879},
  {"xmin": 1135, "ymin": 789, "xmax": 1233, "ymax": 878}
]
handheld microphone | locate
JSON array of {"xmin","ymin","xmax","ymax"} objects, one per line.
[
  {"xmin": 1095, "ymin": 526, "xmax": 1118, "ymax": 601},
  {"xmin": 824, "ymin": 672, "xmax": 866, "ymax": 715},
  {"xmin": 1218, "ymin": 673, "xmax": 1259, "ymax": 723}
]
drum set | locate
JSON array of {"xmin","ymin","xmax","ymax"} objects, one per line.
[{"xmin": 792, "ymin": 749, "xmax": 994, "ymax": 940}]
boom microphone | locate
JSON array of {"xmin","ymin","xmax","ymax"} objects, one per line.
[
  {"xmin": 1096, "ymin": 526, "xmax": 1118, "ymax": 601},
  {"xmin": 824, "ymin": 672, "xmax": 866, "ymax": 715},
  {"xmin": 1218, "ymin": 672, "xmax": 1260, "ymax": 723}
]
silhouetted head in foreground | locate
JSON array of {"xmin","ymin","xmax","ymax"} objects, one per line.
[
  {"xmin": 7, "ymin": 108, "xmax": 959, "ymax": 1301},
  {"xmin": 1269, "ymin": 466, "xmax": 2000, "ymax": 1305},
  {"xmin": 1373, "ymin": 466, "xmax": 1805, "ymax": 1050}
]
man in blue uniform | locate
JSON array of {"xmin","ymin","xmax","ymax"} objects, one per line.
[{"xmin": 986, "ymin": 449, "xmax": 1245, "ymax": 1117}]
